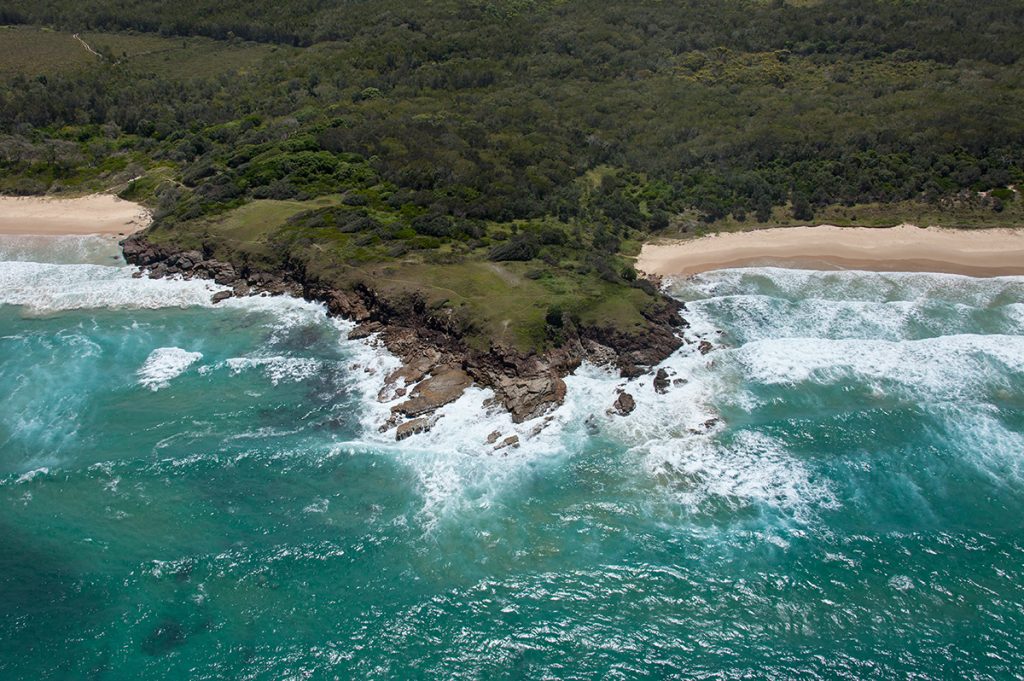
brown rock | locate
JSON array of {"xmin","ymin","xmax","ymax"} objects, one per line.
[
  {"xmin": 379, "ymin": 352, "xmax": 440, "ymax": 401},
  {"xmin": 378, "ymin": 413, "xmax": 401, "ymax": 433},
  {"xmin": 612, "ymin": 392, "xmax": 636, "ymax": 416},
  {"xmin": 384, "ymin": 352, "xmax": 439, "ymax": 388},
  {"xmin": 211, "ymin": 290, "xmax": 233, "ymax": 304},
  {"xmin": 486, "ymin": 431, "xmax": 501, "ymax": 444},
  {"xmin": 494, "ymin": 372, "xmax": 567, "ymax": 423},
  {"xmin": 496, "ymin": 435, "xmax": 520, "ymax": 450},
  {"xmin": 396, "ymin": 417, "xmax": 431, "ymax": 441},
  {"xmin": 325, "ymin": 291, "xmax": 371, "ymax": 321},
  {"xmin": 392, "ymin": 366, "xmax": 472, "ymax": 418},
  {"xmin": 211, "ymin": 262, "xmax": 238, "ymax": 286},
  {"xmin": 687, "ymin": 417, "xmax": 721, "ymax": 435},
  {"xmin": 349, "ymin": 322, "xmax": 383, "ymax": 340},
  {"xmin": 698, "ymin": 340, "xmax": 714, "ymax": 355},
  {"xmin": 653, "ymin": 368, "xmax": 670, "ymax": 394}
]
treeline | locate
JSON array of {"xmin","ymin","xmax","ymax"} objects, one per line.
[
  {"xmin": 0, "ymin": 0, "xmax": 1022, "ymax": 228},
  {"xmin": 6, "ymin": 0, "xmax": 1024, "ymax": 64}
]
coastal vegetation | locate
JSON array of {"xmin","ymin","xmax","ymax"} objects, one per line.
[{"xmin": 2, "ymin": 0, "xmax": 1023, "ymax": 354}]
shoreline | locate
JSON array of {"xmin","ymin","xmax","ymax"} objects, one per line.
[
  {"xmin": 0, "ymin": 195, "xmax": 151, "ymax": 236},
  {"xmin": 120, "ymin": 234, "xmax": 685, "ymax": 436},
  {"xmin": 636, "ymin": 224, "xmax": 1024, "ymax": 278}
]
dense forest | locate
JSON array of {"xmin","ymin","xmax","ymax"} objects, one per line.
[{"xmin": 1, "ymin": 0, "xmax": 1023, "ymax": 348}]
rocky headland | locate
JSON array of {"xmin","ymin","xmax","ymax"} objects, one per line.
[{"xmin": 122, "ymin": 234, "xmax": 687, "ymax": 439}]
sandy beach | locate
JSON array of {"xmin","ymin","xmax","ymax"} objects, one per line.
[
  {"xmin": 637, "ymin": 224, "xmax": 1024, "ymax": 278},
  {"xmin": 0, "ymin": 195, "xmax": 151, "ymax": 236}
]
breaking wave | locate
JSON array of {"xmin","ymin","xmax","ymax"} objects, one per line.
[{"xmin": 137, "ymin": 347, "xmax": 204, "ymax": 391}]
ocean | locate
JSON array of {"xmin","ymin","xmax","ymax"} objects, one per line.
[{"xmin": 2, "ymin": 235, "xmax": 1024, "ymax": 679}]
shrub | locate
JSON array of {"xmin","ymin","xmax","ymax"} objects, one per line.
[
  {"xmin": 410, "ymin": 235, "xmax": 442, "ymax": 249},
  {"xmin": 488, "ymin": 234, "xmax": 539, "ymax": 261},
  {"xmin": 545, "ymin": 305, "xmax": 564, "ymax": 328}
]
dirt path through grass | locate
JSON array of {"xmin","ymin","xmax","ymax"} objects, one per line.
[{"xmin": 72, "ymin": 33, "xmax": 103, "ymax": 59}]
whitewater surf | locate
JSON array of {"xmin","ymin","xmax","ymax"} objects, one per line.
[{"xmin": 2, "ymin": 235, "xmax": 1024, "ymax": 678}]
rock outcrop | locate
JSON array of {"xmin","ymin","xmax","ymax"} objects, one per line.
[
  {"xmin": 121, "ymin": 232, "xmax": 686, "ymax": 435},
  {"xmin": 653, "ymin": 368, "xmax": 670, "ymax": 394},
  {"xmin": 392, "ymin": 366, "xmax": 473, "ymax": 418},
  {"xmin": 612, "ymin": 391, "xmax": 636, "ymax": 416},
  {"xmin": 395, "ymin": 417, "xmax": 432, "ymax": 441}
]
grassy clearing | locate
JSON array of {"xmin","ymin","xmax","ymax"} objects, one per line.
[
  {"xmin": 0, "ymin": 26, "xmax": 95, "ymax": 76},
  {"xmin": 0, "ymin": 27, "xmax": 277, "ymax": 80},
  {"xmin": 146, "ymin": 197, "xmax": 339, "ymax": 254},
  {"xmin": 124, "ymin": 38, "xmax": 279, "ymax": 79}
]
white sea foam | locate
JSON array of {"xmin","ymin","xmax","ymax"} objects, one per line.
[
  {"xmin": 303, "ymin": 497, "xmax": 330, "ymax": 514},
  {"xmin": 0, "ymin": 261, "xmax": 225, "ymax": 312},
  {"xmin": 11, "ymin": 253, "xmax": 1022, "ymax": 529},
  {"xmin": 338, "ymin": 327, "xmax": 731, "ymax": 528},
  {"xmin": 672, "ymin": 267, "xmax": 1024, "ymax": 308},
  {"xmin": 138, "ymin": 347, "xmax": 203, "ymax": 390},
  {"xmin": 940, "ymin": 405, "xmax": 1024, "ymax": 485},
  {"xmin": 15, "ymin": 467, "xmax": 49, "ymax": 484},
  {"xmin": 225, "ymin": 356, "xmax": 323, "ymax": 384},
  {"xmin": 642, "ymin": 430, "xmax": 837, "ymax": 521},
  {"xmin": 219, "ymin": 293, "xmax": 334, "ymax": 340},
  {"xmin": 725, "ymin": 333, "xmax": 1024, "ymax": 404},
  {"xmin": 0, "ymin": 234, "xmax": 126, "ymax": 265}
]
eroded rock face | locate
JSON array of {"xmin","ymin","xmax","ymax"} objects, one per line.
[{"xmin": 392, "ymin": 366, "xmax": 473, "ymax": 418}]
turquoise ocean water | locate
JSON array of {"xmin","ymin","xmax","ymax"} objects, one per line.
[{"xmin": 2, "ymin": 235, "xmax": 1024, "ymax": 679}]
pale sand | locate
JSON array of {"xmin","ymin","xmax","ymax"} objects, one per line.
[
  {"xmin": 637, "ymin": 224, "xmax": 1024, "ymax": 278},
  {"xmin": 0, "ymin": 195, "xmax": 151, "ymax": 236}
]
